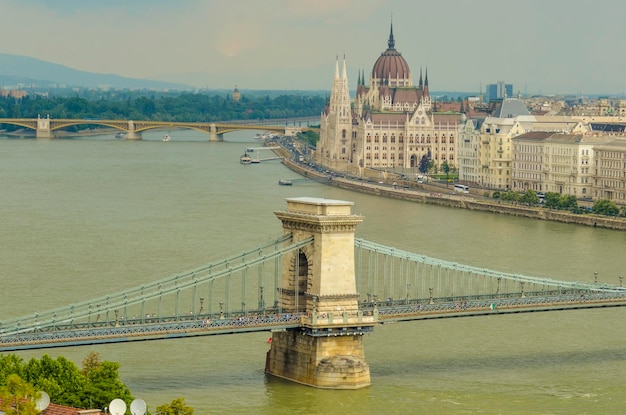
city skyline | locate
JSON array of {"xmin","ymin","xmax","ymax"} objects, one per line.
[{"xmin": 2, "ymin": 0, "xmax": 626, "ymax": 95}]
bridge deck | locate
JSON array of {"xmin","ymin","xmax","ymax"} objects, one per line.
[{"xmin": 2, "ymin": 237, "xmax": 626, "ymax": 351}]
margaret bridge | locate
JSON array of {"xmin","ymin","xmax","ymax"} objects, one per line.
[
  {"xmin": 1, "ymin": 197, "xmax": 625, "ymax": 388},
  {"xmin": 0, "ymin": 116, "xmax": 318, "ymax": 140}
]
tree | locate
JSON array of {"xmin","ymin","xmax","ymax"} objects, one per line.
[
  {"xmin": 593, "ymin": 199, "xmax": 619, "ymax": 216},
  {"xmin": 500, "ymin": 190, "xmax": 522, "ymax": 204},
  {"xmin": 441, "ymin": 160, "xmax": 450, "ymax": 186},
  {"xmin": 520, "ymin": 189, "xmax": 540, "ymax": 206},
  {"xmin": 543, "ymin": 192, "xmax": 561, "ymax": 209},
  {"xmin": 0, "ymin": 374, "xmax": 40, "ymax": 415},
  {"xmin": 156, "ymin": 398, "xmax": 194, "ymax": 415},
  {"xmin": 1, "ymin": 353, "xmax": 134, "ymax": 411},
  {"xmin": 23, "ymin": 355, "xmax": 86, "ymax": 408},
  {"xmin": 78, "ymin": 353, "xmax": 133, "ymax": 410},
  {"xmin": 559, "ymin": 195, "xmax": 578, "ymax": 211},
  {"xmin": 0, "ymin": 355, "xmax": 26, "ymax": 383},
  {"xmin": 418, "ymin": 155, "xmax": 429, "ymax": 174}
]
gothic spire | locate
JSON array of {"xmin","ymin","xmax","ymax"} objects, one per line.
[
  {"xmin": 419, "ymin": 67, "xmax": 423, "ymax": 89},
  {"xmin": 388, "ymin": 19, "xmax": 395, "ymax": 50}
]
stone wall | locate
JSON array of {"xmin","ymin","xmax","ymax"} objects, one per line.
[
  {"xmin": 282, "ymin": 158, "xmax": 626, "ymax": 231},
  {"xmin": 265, "ymin": 331, "xmax": 370, "ymax": 389}
]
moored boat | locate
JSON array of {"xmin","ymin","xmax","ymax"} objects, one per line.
[{"xmin": 240, "ymin": 153, "xmax": 252, "ymax": 164}]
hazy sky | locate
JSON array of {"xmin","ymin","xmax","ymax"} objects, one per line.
[{"xmin": 2, "ymin": 0, "xmax": 626, "ymax": 95}]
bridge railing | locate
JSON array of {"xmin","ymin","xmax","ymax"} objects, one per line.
[
  {"xmin": 0, "ymin": 312, "xmax": 306, "ymax": 352},
  {"xmin": 368, "ymin": 290, "xmax": 626, "ymax": 322},
  {"xmin": 353, "ymin": 238, "xmax": 626, "ymax": 307},
  {"xmin": 0, "ymin": 235, "xmax": 314, "ymax": 337}
]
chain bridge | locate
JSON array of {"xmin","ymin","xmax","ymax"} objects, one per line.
[
  {"xmin": 2, "ymin": 197, "xmax": 625, "ymax": 388},
  {"xmin": 0, "ymin": 116, "xmax": 318, "ymax": 140}
]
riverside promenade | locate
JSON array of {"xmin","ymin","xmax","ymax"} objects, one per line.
[{"xmin": 275, "ymin": 148, "xmax": 626, "ymax": 231}]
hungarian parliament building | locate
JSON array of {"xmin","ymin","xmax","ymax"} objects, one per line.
[
  {"xmin": 316, "ymin": 23, "xmax": 460, "ymax": 174},
  {"xmin": 315, "ymin": 24, "xmax": 626, "ymax": 206}
]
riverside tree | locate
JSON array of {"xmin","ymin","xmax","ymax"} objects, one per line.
[
  {"xmin": 0, "ymin": 374, "xmax": 40, "ymax": 415},
  {"xmin": 0, "ymin": 352, "xmax": 133, "ymax": 411},
  {"xmin": 155, "ymin": 397, "xmax": 194, "ymax": 415}
]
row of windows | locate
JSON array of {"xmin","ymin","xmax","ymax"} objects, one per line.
[
  {"xmin": 598, "ymin": 160, "xmax": 626, "ymax": 169},
  {"xmin": 514, "ymin": 173, "xmax": 543, "ymax": 180},
  {"xmin": 364, "ymin": 153, "xmax": 456, "ymax": 161},
  {"xmin": 513, "ymin": 163, "xmax": 542, "ymax": 170},
  {"xmin": 515, "ymin": 155, "xmax": 544, "ymax": 162},
  {"xmin": 364, "ymin": 135, "xmax": 456, "ymax": 144},
  {"xmin": 599, "ymin": 180, "xmax": 626, "ymax": 189},
  {"xmin": 596, "ymin": 151, "xmax": 626, "ymax": 159},
  {"xmin": 515, "ymin": 145, "xmax": 543, "ymax": 153},
  {"xmin": 364, "ymin": 146, "xmax": 454, "ymax": 153},
  {"xmin": 598, "ymin": 169, "xmax": 626, "ymax": 178}
]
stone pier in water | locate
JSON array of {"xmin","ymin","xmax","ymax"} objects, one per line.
[{"xmin": 265, "ymin": 197, "xmax": 375, "ymax": 389}]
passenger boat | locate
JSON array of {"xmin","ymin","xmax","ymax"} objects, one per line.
[
  {"xmin": 278, "ymin": 179, "xmax": 292, "ymax": 186},
  {"xmin": 162, "ymin": 134, "xmax": 171, "ymax": 142},
  {"xmin": 240, "ymin": 153, "xmax": 252, "ymax": 164}
]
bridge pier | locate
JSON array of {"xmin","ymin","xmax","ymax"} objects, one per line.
[
  {"xmin": 208, "ymin": 123, "xmax": 223, "ymax": 141},
  {"xmin": 36, "ymin": 115, "xmax": 53, "ymax": 138},
  {"xmin": 265, "ymin": 197, "xmax": 372, "ymax": 389},
  {"xmin": 125, "ymin": 121, "xmax": 141, "ymax": 140}
]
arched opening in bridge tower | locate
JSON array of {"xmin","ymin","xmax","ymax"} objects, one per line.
[{"xmin": 294, "ymin": 250, "xmax": 309, "ymax": 313}]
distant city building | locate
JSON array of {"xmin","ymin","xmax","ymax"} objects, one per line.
[
  {"xmin": 593, "ymin": 139, "xmax": 626, "ymax": 204},
  {"xmin": 317, "ymin": 23, "xmax": 461, "ymax": 174},
  {"xmin": 0, "ymin": 89, "xmax": 27, "ymax": 98},
  {"xmin": 458, "ymin": 98, "xmax": 586, "ymax": 189},
  {"xmin": 569, "ymin": 98, "xmax": 626, "ymax": 117},
  {"xmin": 486, "ymin": 81, "xmax": 513, "ymax": 102},
  {"xmin": 512, "ymin": 132, "xmax": 610, "ymax": 198},
  {"xmin": 231, "ymin": 85, "xmax": 241, "ymax": 102}
]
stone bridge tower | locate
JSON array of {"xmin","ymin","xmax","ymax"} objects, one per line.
[{"xmin": 265, "ymin": 197, "xmax": 375, "ymax": 389}]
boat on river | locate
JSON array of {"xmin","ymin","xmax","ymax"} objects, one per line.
[
  {"xmin": 278, "ymin": 179, "xmax": 292, "ymax": 186},
  {"xmin": 162, "ymin": 135, "xmax": 171, "ymax": 142},
  {"xmin": 240, "ymin": 153, "xmax": 252, "ymax": 164}
]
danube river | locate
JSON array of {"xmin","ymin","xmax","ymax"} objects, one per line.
[{"xmin": 2, "ymin": 129, "xmax": 626, "ymax": 414}]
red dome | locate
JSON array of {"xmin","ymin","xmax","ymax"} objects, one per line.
[{"xmin": 371, "ymin": 24, "xmax": 411, "ymax": 83}]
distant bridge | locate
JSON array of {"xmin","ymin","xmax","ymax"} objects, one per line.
[{"xmin": 0, "ymin": 116, "xmax": 319, "ymax": 140}]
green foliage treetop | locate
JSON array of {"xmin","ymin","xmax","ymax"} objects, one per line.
[{"xmin": 0, "ymin": 352, "xmax": 133, "ymax": 412}]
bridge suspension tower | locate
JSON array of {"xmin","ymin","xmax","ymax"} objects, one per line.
[{"xmin": 265, "ymin": 197, "xmax": 374, "ymax": 389}]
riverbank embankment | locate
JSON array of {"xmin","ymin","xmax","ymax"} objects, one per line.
[{"xmin": 277, "ymin": 153, "xmax": 626, "ymax": 231}]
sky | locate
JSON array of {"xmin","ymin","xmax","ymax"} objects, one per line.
[{"xmin": 2, "ymin": 0, "xmax": 626, "ymax": 95}]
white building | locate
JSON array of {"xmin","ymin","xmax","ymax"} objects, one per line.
[
  {"xmin": 458, "ymin": 98, "xmax": 586, "ymax": 189},
  {"xmin": 593, "ymin": 139, "xmax": 626, "ymax": 205},
  {"xmin": 512, "ymin": 132, "xmax": 610, "ymax": 198}
]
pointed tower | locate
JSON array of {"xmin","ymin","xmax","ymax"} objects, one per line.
[
  {"xmin": 419, "ymin": 67, "xmax": 423, "ymax": 90},
  {"xmin": 421, "ymin": 67, "xmax": 431, "ymax": 110},
  {"xmin": 317, "ymin": 55, "xmax": 353, "ymax": 170}
]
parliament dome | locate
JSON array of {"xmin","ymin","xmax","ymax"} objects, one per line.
[{"xmin": 371, "ymin": 24, "xmax": 412, "ymax": 86}]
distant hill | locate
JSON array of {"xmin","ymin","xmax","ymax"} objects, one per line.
[{"xmin": 0, "ymin": 53, "xmax": 193, "ymax": 90}]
